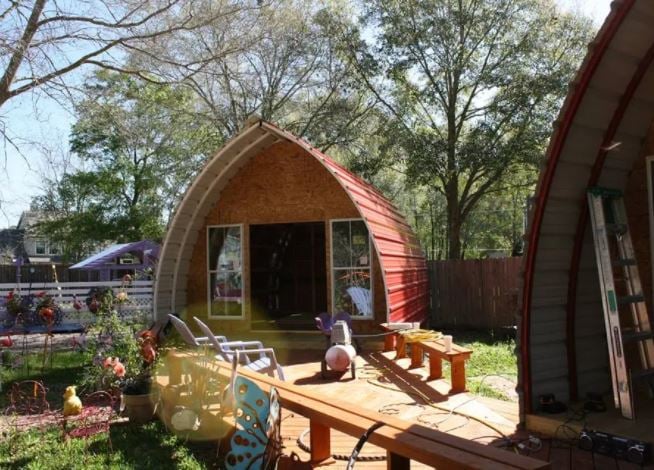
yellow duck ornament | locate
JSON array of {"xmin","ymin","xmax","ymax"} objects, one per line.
[{"xmin": 63, "ymin": 385, "xmax": 83, "ymax": 416}]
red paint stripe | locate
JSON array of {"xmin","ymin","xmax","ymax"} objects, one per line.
[
  {"xmin": 565, "ymin": 38, "xmax": 654, "ymax": 401},
  {"xmin": 520, "ymin": 0, "xmax": 635, "ymax": 413}
]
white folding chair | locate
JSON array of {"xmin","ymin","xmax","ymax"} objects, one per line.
[
  {"xmin": 168, "ymin": 314, "xmax": 226, "ymax": 348},
  {"xmin": 193, "ymin": 317, "xmax": 285, "ymax": 381}
]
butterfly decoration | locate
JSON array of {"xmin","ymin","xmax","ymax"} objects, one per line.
[{"xmin": 225, "ymin": 376, "xmax": 281, "ymax": 470}]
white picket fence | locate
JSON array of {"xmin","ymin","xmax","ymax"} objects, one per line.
[{"xmin": 0, "ymin": 280, "xmax": 154, "ymax": 330}]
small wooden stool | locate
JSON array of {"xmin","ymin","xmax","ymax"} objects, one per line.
[{"xmin": 411, "ymin": 340, "xmax": 472, "ymax": 394}]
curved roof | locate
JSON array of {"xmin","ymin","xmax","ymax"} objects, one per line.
[
  {"xmin": 155, "ymin": 120, "xmax": 428, "ymax": 323},
  {"xmin": 521, "ymin": 0, "xmax": 654, "ymax": 411}
]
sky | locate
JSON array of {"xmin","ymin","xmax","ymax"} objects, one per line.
[{"xmin": 0, "ymin": 0, "xmax": 613, "ymax": 228}]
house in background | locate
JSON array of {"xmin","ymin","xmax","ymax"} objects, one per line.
[{"xmin": 0, "ymin": 210, "xmax": 62, "ymax": 265}]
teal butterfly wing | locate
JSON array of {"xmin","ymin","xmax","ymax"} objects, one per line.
[{"xmin": 225, "ymin": 376, "xmax": 281, "ymax": 470}]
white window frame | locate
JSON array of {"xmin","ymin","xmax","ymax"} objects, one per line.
[
  {"xmin": 48, "ymin": 242, "xmax": 61, "ymax": 255},
  {"xmin": 330, "ymin": 218, "xmax": 373, "ymax": 319},
  {"xmin": 35, "ymin": 239, "xmax": 46, "ymax": 255},
  {"xmin": 646, "ymin": 155, "xmax": 654, "ymax": 307},
  {"xmin": 206, "ymin": 224, "xmax": 244, "ymax": 320}
]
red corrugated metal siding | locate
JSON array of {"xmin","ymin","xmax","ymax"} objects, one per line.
[{"xmin": 260, "ymin": 122, "xmax": 429, "ymax": 325}]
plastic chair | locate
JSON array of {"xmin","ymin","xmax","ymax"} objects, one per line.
[
  {"xmin": 168, "ymin": 314, "xmax": 227, "ymax": 348},
  {"xmin": 193, "ymin": 317, "xmax": 285, "ymax": 381},
  {"xmin": 346, "ymin": 287, "xmax": 372, "ymax": 316},
  {"xmin": 63, "ymin": 390, "xmax": 115, "ymax": 450}
]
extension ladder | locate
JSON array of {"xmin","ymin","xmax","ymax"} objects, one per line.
[{"xmin": 588, "ymin": 187, "xmax": 654, "ymax": 419}]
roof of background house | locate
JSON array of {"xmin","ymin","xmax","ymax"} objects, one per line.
[{"xmin": 70, "ymin": 240, "xmax": 160, "ymax": 270}]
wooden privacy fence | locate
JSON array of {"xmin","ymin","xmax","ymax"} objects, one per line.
[
  {"xmin": 429, "ymin": 258, "xmax": 522, "ymax": 329},
  {"xmin": 0, "ymin": 280, "xmax": 153, "ymax": 330}
]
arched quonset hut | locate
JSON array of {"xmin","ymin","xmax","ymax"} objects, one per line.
[
  {"xmin": 521, "ymin": 0, "xmax": 654, "ymax": 424},
  {"xmin": 155, "ymin": 120, "xmax": 428, "ymax": 334}
]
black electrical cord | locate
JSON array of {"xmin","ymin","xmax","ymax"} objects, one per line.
[{"xmin": 346, "ymin": 421, "xmax": 386, "ymax": 470}]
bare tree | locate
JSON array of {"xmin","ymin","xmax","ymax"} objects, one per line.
[
  {"xmin": 152, "ymin": 0, "xmax": 377, "ymax": 150},
  {"xmin": 0, "ymin": 0, "xmax": 265, "ymax": 111}
]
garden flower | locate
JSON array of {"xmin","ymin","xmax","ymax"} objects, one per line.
[
  {"xmin": 103, "ymin": 357, "xmax": 115, "ymax": 368},
  {"xmin": 113, "ymin": 360, "xmax": 126, "ymax": 378},
  {"xmin": 116, "ymin": 291, "xmax": 128, "ymax": 302}
]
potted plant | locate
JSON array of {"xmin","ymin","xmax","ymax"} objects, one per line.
[{"xmin": 81, "ymin": 290, "xmax": 159, "ymax": 424}]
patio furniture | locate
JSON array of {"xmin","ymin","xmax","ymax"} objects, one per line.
[
  {"xmin": 3, "ymin": 380, "xmax": 57, "ymax": 433},
  {"xmin": 168, "ymin": 314, "xmax": 227, "ymax": 348},
  {"xmin": 346, "ymin": 287, "xmax": 372, "ymax": 316},
  {"xmin": 167, "ymin": 350, "xmax": 548, "ymax": 470},
  {"xmin": 412, "ymin": 339, "xmax": 473, "ymax": 394},
  {"xmin": 224, "ymin": 373, "xmax": 282, "ymax": 469},
  {"xmin": 62, "ymin": 390, "xmax": 116, "ymax": 449},
  {"xmin": 193, "ymin": 317, "xmax": 285, "ymax": 380},
  {"xmin": 379, "ymin": 322, "xmax": 420, "ymax": 354}
]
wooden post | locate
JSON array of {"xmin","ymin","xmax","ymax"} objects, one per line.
[
  {"xmin": 395, "ymin": 335, "xmax": 407, "ymax": 359},
  {"xmin": 387, "ymin": 451, "xmax": 410, "ymax": 470},
  {"xmin": 383, "ymin": 332, "xmax": 396, "ymax": 352},
  {"xmin": 410, "ymin": 343, "xmax": 423, "ymax": 369},
  {"xmin": 450, "ymin": 356, "xmax": 466, "ymax": 393},
  {"xmin": 309, "ymin": 420, "xmax": 331, "ymax": 462},
  {"xmin": 168, "ymin": 351, "xmax": 183, "ymax": 386},
  {"xmin": 428, "ymin": 355, "xmax": 443, "ymax": 381}
]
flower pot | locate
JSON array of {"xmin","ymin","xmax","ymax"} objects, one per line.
[{"xmin": 122, "ymin": 392, "xmax": 157, "ymax": 424}]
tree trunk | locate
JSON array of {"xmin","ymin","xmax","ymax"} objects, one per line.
[{"xmin": 445, "ymin": 181, "xmax": 462, "ymax": 259}]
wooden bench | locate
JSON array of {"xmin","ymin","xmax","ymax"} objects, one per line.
[
  {"xmin": 411, "ymin": 340, "xmax": 473, "ymax": 394},
  {"xmin": 166, "ymin": 350, "xmax": 548, "ymax": 470},
  {"xmin": 379, "ymin": 322, "xmax": 420, "ymax": 357}
]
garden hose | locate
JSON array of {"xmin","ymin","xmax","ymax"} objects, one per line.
[{"xmin": 397, "ymin": 329, "xmax": 442, "ymax": 342}]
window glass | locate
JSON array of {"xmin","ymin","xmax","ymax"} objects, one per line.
[
  {"xmin": 208, "ymin": 226, "xmax": 242, "ymax": 318},
  {"xmin": 331, "ymin": 220, "xmax": 372, "ymax": 317},
  {"xmin": 35, "ymin": 240, "xmax": 46, "ymax": 255}
]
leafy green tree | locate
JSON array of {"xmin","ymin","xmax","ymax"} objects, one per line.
[
  {"xmin": 34, "ymin": 71, "xmax": 221, "ymax": 261},
  {"xmin": 353, "ymin": 0, "xmax": 594, "ymax": 258}
]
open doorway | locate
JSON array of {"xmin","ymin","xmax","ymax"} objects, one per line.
[{"xmin": 250, "ymin": 222, "xmax": 327, "ymax": 330}]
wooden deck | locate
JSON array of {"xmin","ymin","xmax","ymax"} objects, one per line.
[
  {"xmin": 275, "ymin": 350, "xmax": 520, "ymax": 468},
  {"xmin": 157, "ymin": 345, "xmax": 653, "ymax": 469}
]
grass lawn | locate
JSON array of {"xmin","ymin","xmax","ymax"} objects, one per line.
[
  {"xmin": 0, "ymin": 350, "xmax": 215, "ymax": 469},
  {"xmin": 438, "ymin": 330, "xmax": 518, "ymax": 401}
]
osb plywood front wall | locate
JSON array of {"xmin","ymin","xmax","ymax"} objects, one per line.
[
  {"xmin": 185, "ymin": 140, "xmax": 386, "ymax": 334},
  {"xmin": 624, "ymin": 121, "xmax": 654, "ymax": 312}
]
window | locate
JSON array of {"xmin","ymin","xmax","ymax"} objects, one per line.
[
  {"xmin": 49, "ymin": 243, "xmax": 61, "ymax": 255},
  {"xmin": 331, "ymin": 219, "xmax": 372, "ymax": 318},
  {"xmin": 35, "ymin": 240, "xmax": 46, "ymax": 255},
  {"xmin": 207, "ymin": 225, "xmax": 243, "ymax": 318}
]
